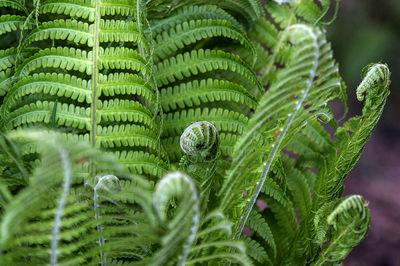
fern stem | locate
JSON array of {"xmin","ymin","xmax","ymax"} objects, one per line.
[
  {"xmin": 233, "ymin": 25, "xmax": 320, "ymax": 242},
  {"xmin": 315, "ymin": 0, "xmax": 341, "ymax": 25},
  {"xmin": 90, "ymin": 0, "xmax": 101, "ymax": 175},
  {"xmin": 34, "ymin": 0, "xmax": 40, "ymax": 27},
  {"xmin": 94, "ymin": 175, "xmax": 119, "ymax": 266},
  {"xmin": 50, "ymin": 146, "xmax": 71, "ymax": 266},
  {"xmin": 51, "ymin": 100, "xmax": 58, "ymax": 129}
]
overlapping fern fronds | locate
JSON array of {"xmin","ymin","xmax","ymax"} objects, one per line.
[
  {"xmin": 0, "ymin": 0, "xmax": 391, "ymax": 265},
  {"xmin": 151, "ymin": 3, "xmax": 261, "ymax": 165},
  {"xmin": 0, "ymin": 131, "xmax": 250, "ymax": 265},
  {"xmin": 0, "ymin": 0, "xmax": 167, "ymax": 180}
]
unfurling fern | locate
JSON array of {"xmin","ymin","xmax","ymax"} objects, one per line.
[
  {"xmin": 180, "ymin": 121, "xmax": 219, "ymax": 163},
  {"xmin": 178, "ymin": 121, "xmax": 219, "ymax": 206},
  {"xmin": 314, "ymin": 195, "xmax": 371, "ymax": 265},
  {"xmin": 0, "ymin": 0, "xmax": 391, "ymax": 265}
]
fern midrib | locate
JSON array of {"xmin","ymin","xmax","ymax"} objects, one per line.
[
  {"xmin": 231, "ymin": 25, "xmax": 320, "ymax": 244},
  {"xmin": 90, "ymin": 0, "xmax": 101, "ymax": 174}
]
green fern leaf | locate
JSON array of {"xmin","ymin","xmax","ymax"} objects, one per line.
[
  {"xmin": 0, "ymin": 0, "xmax": 28, "ymax": 13},
  {"xmin": 153, "ymin": 19, "xmax": 255, "ymax": 62},
  {"xmin": 24, "ymin": 19, "xmax": 94, "ymax": 47},
  {"xmin": 99, "ymin": 19, "xmax": 140, "ymax": 43},
  {"xmin": 313, "ymin": 195, "xmax": 370, "ymax": 265},
  {"xmin": 247, "ymin": 210, "xmax": 277, "ymax": 256},
  {"xmin": 155, "ymin": 49, "xmax": 261, "ymax": 91},
  {"xmin": 0, "ymin": 15, "xmax": 27, "ymax": 36},
  {"xmin": 160, "ymin": 79, "xmax": 257, "ymax": 112},
  {"xmin": 40, "ymin": 0, "xmax": 95, "ymax": 21},
  {"xmin": 151, "ymin": 5, "xmax": 243, "ymax": 34},
  {"xmin": 242, "ymin": 237, "xmax": 272, "ymax": 265}
]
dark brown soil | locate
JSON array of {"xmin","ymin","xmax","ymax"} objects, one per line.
[{"xmin": 344, "ymin": 132, "xmax": 400, "ymax": 266}]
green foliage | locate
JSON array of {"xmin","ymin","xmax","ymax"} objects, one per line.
[{"xmin": 0, "ymin": 0, "xmax": 391, "ymax": 265}]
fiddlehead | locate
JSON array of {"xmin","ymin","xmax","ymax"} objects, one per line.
[
  {"xmin": 356, "ymin": 63, "xmax": 390, "ymax": 101},
  {"xmin": 152, "ymin": 172, "xmax": 200, "ymax": 266},
  {"xmin": 179, "ymin": 121, "xmax": 219, "ymax": 200},
  {"xmin": 180, "ymin": 121, "xmax": 219, "ymax": 163},
  {"xmin": 93, "ymin": 175, "xmax": 121, "ymax": 266}
]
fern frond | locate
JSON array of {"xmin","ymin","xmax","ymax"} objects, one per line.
[
  {"xmin": 356, "ymin": 63, "xmax": 390, "ymax": 101},
  {"xmin": 3, "ymin": 73, "xmax": 91, "ymax": 114},
  {"xmin": 297, "ymin": 0, "xmax": 340, "ymax": 25},
  {"xmin": 201, "ymin": 0, "xmax": 263, "ymax": 28},
  {"xmin": 40, "ymin": 0, "xmax": 95, "ymax": 21},
  {"xmin": 0, "ymin": 48, "xmax": 24, "ymax": 71},
  {"xmin": 247, "ymin": 210, "xmax": 276, "ymax": 256},
  {"xmin": 0, "ymin": 69, "xmax": 13, "ymax": 97},
  {"xmin": 153, "ymin": 19, "xmax": 255, "ymax": 62},
  {"xmin": 0, "ymin": 0, "xmax": 29, "ymax": 13},
  {"xmin": 18, "ymin": 47, "xmax": 92, "ymax": 76},
  {"xmin": 163, "ymin": 132, "xmax": 237, "ymax": 161},
  {"xmin": 242, "ymin": 237, "xmax": 272, "ymax": 265},
  {"xmin": 220, "ymin": 24, "xmax": 321, "ymax": 221},
  {"xmin": 151, "ymin": 5, "xmax": 242, "ymax": 34},
  {"xmin": 0, "ymin": 15, "xmax": 27, "ymax": 36},
  {"xmin": 97, "ymin": 99, "xmax": 153, "ymax": 126},
  {"xmin": 151, "ymin": 172, "xmax": 200, "ymax": 265},
  {"xmin": 185, "ymin": 209, "xmax": 252, "ymax": 265},
  {"xmin": 0, "ymin": 130, "xmax": 128, "ymax": 265},
  {"xmin": 99, "ymin": 19, "xmax": 140, "ymax": 43},
  {"xmin": 97, "ymin": 124, "xmax": 161, "ymax": 152},
  {"xmin": 313, "ymin": 195, "xmax": 370, "ymax": 265},
  {"xmin": 0, "ymin": 1, "xmax": 391, "ymax": 264},
  {"xmin": 100, "ymin": 0, "xmax": 136, "ymax": 16},
  {"xmin": 3, "ymin": 101, "xmax": 90, "ymax": 130},
  {"xmin": 1, "ymin": 1, "xmax": 167, "ymax": 179},
  {"xmin": 314, "ymin": 63, "xmax": 390, "ymax": 206},
  {"xmin": 160, "ymin": 79, "xmax": 257, "ymax": 112},
  {"xmin": 155, "ymin": 49, "xmax": 260, "ymax": 91},
  {"xmin": 24, "ymin": 19, "xmax": 93, "ymax": 47},
  {"xmin": 99, "ymin": 47, "xmax": 148, "ymax": 74},
  {"xmin": 98, "ymin": 73, "xmax": 154, "ymax": 102},
  {"xmin": 115, "ymin": 151, "xmax": 167, "ymax": 178},
  {"xmin": 0, "ymin": 48, "xmax": 36, "ymax": 99},
  {"xmin": 313, "ymin": 200, "xmax": 339, "ymax": 246},
  {"xmin": 284, "ymin": 164, "xmax": 312, "ymax": 222}
]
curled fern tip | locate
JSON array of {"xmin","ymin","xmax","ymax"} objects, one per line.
[{"xmin": 180, "ymin": 121, "xmax": 219, "ymax": 162}]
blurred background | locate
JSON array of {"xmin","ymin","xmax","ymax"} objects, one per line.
[{"xmin": 328, "ymin": 0, "xmax": 400, "ymax": 265}]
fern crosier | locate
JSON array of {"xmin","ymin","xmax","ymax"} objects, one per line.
[
  {"xmin": 178, "ymin": 121, "xmax": 219, "ymax": 204},
  {"xmin": 180, "ymin": 121, "xmax": 219, "ymax": 163}
]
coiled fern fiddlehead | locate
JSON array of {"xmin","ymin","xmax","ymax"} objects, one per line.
[
  {"xmin": 179, "ymin": 121, "xmax": 219, "ymax": 203},
  {"xmin": 180, "ymin": 121, "xmax": 219, "ymax": 163}
]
